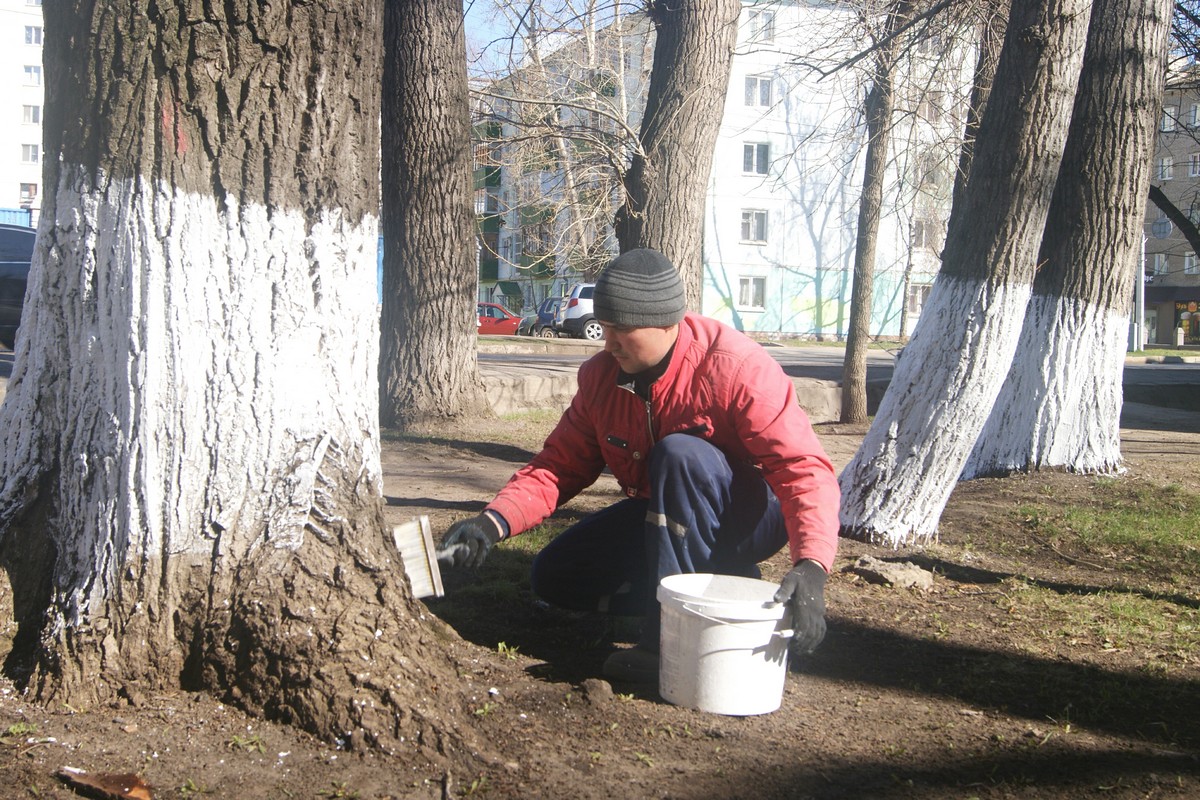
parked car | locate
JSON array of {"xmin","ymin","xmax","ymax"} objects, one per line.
[
  {"xmin": 0, "ymin": 223, "xmax": 36, "ymax": 349},
  {"xmin": 477, "ymin": 301, "xmax": 522, "ymax": 335},
  {"xmin": 530, "ymin": 297, "xmax": 565, "ymax": 338},
  {"xmin": 556, "ymin": 283, "xmax": 601, "ymax": 340}
]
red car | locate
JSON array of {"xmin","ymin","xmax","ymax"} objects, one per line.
[{"xmin": 477, "ymin": 302, "xmax": 521, "ymax": 335}]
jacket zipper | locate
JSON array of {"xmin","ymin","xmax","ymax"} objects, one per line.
[{"xmin": 617, "ymin": 381, "xmax": 656, "ymax": 446}]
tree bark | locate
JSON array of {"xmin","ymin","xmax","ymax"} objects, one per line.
[
  {"xmin": 839, "ymin": 0, "xmax": 1092, "ymax": 547},
  {"xmin": 841, "ymin": 1, "xmax": 913, "ymax": 424},
  {"xmin": 963, "ymin": 0, "xmax": 1172, "ymax": 479},
  {"xmin": 0, "ymin": 0, "xmax": 479, "ymax": 761},
  {"xmin": 380, "ymin": 0, "xmax": 488, "ymax": 429},
  {"xmin": 614, "ymin": 0, "xmax": 740, "ymax": 307}
]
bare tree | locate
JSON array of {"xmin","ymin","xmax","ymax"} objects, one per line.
[
  {"xmin": 963, "ymin": 0, "xmax": 1173, "ymax": 478},
  {"xmin": 839, "ymin": 0, "xmax": 1093, "ymax": 546},
  {"xmin": 0, "ymin": 0, "xmax": 478, "ymax": 758},
  {"xmin": 841, "ymin": 1, "xmax": 915, "ymax": 424},
  {"xmin": 614, "ymin": 0, "xmax": 741, "ymax": 306},
  {"xmin": 380, "ymin": 1, "xmax": 488, "ymax": 428}
]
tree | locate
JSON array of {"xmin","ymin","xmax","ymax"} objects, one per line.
[
  {"xmin": 841, "ymin": 1, "xmax": 914, "ymax": 424},
  {"xmin": 614, "ymin": 0, "xmax": 741, "ymax": 306},
  {"xmin": 380, "ymin": 0, "xmax": 488, "ymax": 428},
  {"xmin": 0, "ymin": 0, "xmax": 474, "ymax": 759},
  {"xmin": 838, "ymin": 0, "xmax": 1093, "ymax": 546},
  {"xmin": 963, "ymin": 0, "xmax": 1173, "ymax": 479}
]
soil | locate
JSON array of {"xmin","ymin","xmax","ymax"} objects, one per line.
[{"xmin": 2, "ymin": 403, "xmax": 1199, "ymax": 800}]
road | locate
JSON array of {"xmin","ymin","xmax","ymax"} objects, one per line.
[{"xmin": 482, "ymin": 344, "xmax": 1200, "ymax": 409}]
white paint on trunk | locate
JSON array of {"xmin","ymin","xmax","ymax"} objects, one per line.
[
  {"xmin": 0, "ymin": 166, "xmax": 381, "ymax": 624},
  {"xmin": 962, "ymin": 294, "xmax": 1126, "ymax": 479},
  {"xmin": 838, "ymin": 274, "xmax": 1031, "ymax": 546}
]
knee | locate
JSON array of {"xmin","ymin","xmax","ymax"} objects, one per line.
[{"xmin": 650, "ymin": 432, "xmax": 718, "ymax": 475}]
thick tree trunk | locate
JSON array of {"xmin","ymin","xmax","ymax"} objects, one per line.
[
  {"xmin": 614, "ymin": 0, "xmax": 740, "ymax": 307},
  {"xmin": 964, "ymin": 0, "xmax": 1172, "ymax": 479},
  {"xmin": 0, "ymin": 0, "xmax": 478, "ymax": 761},
  {"xmin": 950, "ymin": 2, "xmax": 1010, "ymax": 211},
  {"xmin": 380, "ymin": 0, "xmax": 487, "ymax": 429},
  {"xmin": 839, "ymin": 0, "xmax": 1092, "ymax": 547},
  {"xmin": 841, "ymin": 2, "xmax": 911, "ymax": 424}
]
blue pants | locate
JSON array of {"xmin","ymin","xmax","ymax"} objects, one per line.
[{"xmin": 530, "ymin": 434, "xmax": 787, "ymax": 648}]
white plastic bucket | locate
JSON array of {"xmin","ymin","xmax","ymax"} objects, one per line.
[{"xmin": 656, "ymin": 573, "xmax": 793, "ymax": 716}]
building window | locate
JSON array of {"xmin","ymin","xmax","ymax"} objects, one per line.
[
  {"xmin": 24, "ymin": 26, "xmax": 42, "ymax": 45},
  {"xmin": 743, "ymin": 142, "xmax": 770, "ymax": 175},
  {"xmin": 913, "ymin": 218, "xmax": 937, "ymax": 249},
  {"xmin": 746, "ymin": 9, "xmax": 775, "ymax": 43},
  {"xmin": 23, "ymin": 65, "xmax": 41, "ymax": 85},
  {"xmin": 740, "ymin": 210, "xmax": 768, "ymax": 243},
  {"xmin": 1152, "ymin": 253, "xmax": 1168, "ymax": 275},
  {"xmin": 744, "ymin": 75, "xmax": 772, "ymax": 108},
  {"xmin": 1159, "ymin": 156, "xmax": 1174, "ymax": 180},
  {"xmin": 19, "ymin": 183, "xmax": 36, "ymax": 204},
  {"xmin": 1191, "ymin": 103, "xmax": 1200, "ymax": 127},
  {"xmin": 21, "ymin": 144, "xmax": 38, "ymax": 164},
  {"xmin": 22, "ymin": 105, "xmax": 40, "ymax": 125},
  {"xmin": 1187, "ymin": 252, "xmax": 1198, "ymax": 276},
  {"xmin": 907, "ymin": 283, "xmax": 932, "ymax": 315},
  {"xmin": 26, "ymin": 0, "xmax": 42, "ymax": 6},
  {"xmin": 1191, "ymin": 153, "xmax": 1200, "ymax": 178},
  {"xmin": 1163, "ymin": 107, "xmax": 1178, "ymax": 131},
  {"xmin": 738, "ymin": 276, "xmax": 766, "ymax": 309},
  {"xmin": 918, "ymin": 91, "xmax": 944, "ymax": 123}
]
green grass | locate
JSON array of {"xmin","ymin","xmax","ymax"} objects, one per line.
[{"xmin": 1016, "ymin": 480, "xmax": 1200, "ymax": 572}]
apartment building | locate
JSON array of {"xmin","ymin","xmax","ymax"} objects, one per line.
[
  {"xmin": 0, "ymin": 0, "xmax": 42, "ymax": 225},
  {"xmin": 1144, "ymin": 74, "xmax": 1200, "ymax": 345},
  {"xmin": 477, "ymin": 1, "xmax": 970, "ymax": 338}
]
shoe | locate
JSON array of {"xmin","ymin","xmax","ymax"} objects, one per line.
[{"xmin": 602, "ymin": 645, "xmax": 660, "ymax": 684}]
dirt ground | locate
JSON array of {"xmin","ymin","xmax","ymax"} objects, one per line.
[{"xmin": 2, "ymin": 403, "xmax": 1199, "ymax": 799}]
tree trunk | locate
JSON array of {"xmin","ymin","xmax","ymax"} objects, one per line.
[
  {"xmin": 841, "ymin": 2, "xmax": 912, "ymax": 424},
  {"xmin": 963, "ymin": 0, "xmax": 1172, "ymax": 479},
  {"xmin": 380, "ymin": 0, "xmax": 487, "ymax": 429},
  {"xmin": 614, "ymin": 0, "xmax": 740, "ymax": 307},
  {"xmin": 0, "ymin": 0, "xmax": 478, "ymax": 761},
  {"xmin": 838, "ymin": 0, "xmax": 1092, "ymax": 547},
  {"xmin": 950, "ymin": 1, "xmax": 1010, "ymax": 211}
]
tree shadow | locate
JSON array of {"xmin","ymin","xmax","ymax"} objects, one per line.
[
  {"xmin": 887, "ymin": 553, "xmax": 1200, "ymax": 610},
  {"xmin": 714, "ymin": 745, "xmax": 1200, "ymax": 799},
  {"xmin": 806, "ymin": 617, "xmax": 1200, "ymax": 750}
]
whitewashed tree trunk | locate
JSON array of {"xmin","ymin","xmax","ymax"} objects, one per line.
[
  {"xmin": 963, "ymin": 0, "xmax": 1172, "ymax": 479},
  {"xmin": 0, "ymin": 0, "xmax": 478, "ymax": 759},
  {"xmin": 838, "ymin": 0, "xmax": 1092, "ymax": 547}
]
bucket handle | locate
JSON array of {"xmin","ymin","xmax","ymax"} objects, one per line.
[{"xmin": 679, "ymin": 602, "xmax": 794, "ymax": 638}]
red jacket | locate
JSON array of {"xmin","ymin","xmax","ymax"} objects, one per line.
[{"xmin": 487, "ymin": 313, "xmax": 840, "ymax": 570}]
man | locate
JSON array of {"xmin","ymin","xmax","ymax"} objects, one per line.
[{"xmin": 439, "ymin": 248, "xmax": 839, "ymax": 683}]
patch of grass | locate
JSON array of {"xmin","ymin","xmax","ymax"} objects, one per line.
[
  {"xmin": 226, "ymin": 733, "xmax": 265, "ymax": 753},
  {"xmin": 1016, "ymin": 480, "xmax": 1200, "ymax": 572},
  {"xmin": 1001, "ymin": 579, "xmax": 1200, "ymax": 660}
]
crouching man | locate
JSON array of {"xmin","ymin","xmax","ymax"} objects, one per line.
[{"xmin": 439, "ymin": 248, "xmax": 839, "ymax": 683}]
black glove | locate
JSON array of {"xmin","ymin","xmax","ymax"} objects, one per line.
[
  {"xmin": 437, "ymin": 514, "xmax": 502, "ymax": 570},
  {"xmin": 773, "ymin": 559, "xmax": 828, "ymax": 655}
]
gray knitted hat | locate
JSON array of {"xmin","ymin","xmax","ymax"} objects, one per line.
[{"xmin": 593, "ymin": 248, "xmax": 686, "ymax": 327}]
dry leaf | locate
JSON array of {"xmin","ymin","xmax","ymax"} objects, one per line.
[{"xmin": 56, "ymin": 766, "xmax": 153, "ymax": 800}]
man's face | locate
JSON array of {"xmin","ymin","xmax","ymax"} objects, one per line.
[{"xmin": 599, "ymin": 321, "xmax": 679, "ymax": 374}]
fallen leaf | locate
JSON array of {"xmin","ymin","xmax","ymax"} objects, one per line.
[{"xmin": 56, "ymin": 766, "xmax": 153, "ymax": 800}]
